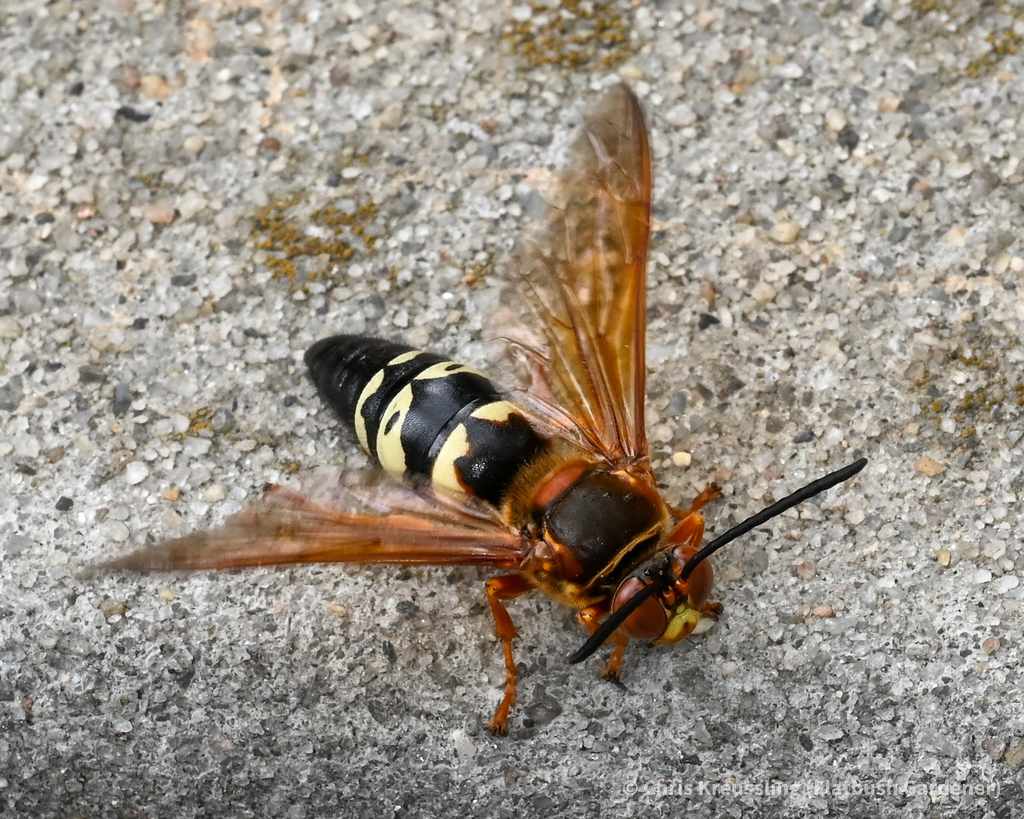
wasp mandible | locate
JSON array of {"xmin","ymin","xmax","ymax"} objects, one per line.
[{"xmin": 105, "ymin": 85, "xmax": 866, "ymax": 735}]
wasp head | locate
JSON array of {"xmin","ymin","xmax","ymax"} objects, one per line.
[{"xmin": 608, "ymin": 523, "xmax": 715, "ymax": 644}]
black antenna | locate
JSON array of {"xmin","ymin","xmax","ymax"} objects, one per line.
[
  {"xmin": 566, "ymin": 573, "xmax": 668, "ymax": 666},
  {"xmin": 680, "ymin": 457, "xmax": 867, "ymax": 581},
  {"xmin": 567, "ymin": 457, "xmax": 867, "ymax": 665}
]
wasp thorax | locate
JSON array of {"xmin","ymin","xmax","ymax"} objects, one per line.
[{"xmin": 538, "ymin": 468, "xmax": 665, "ymax": 585}]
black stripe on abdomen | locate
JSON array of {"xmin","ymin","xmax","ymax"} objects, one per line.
[{"xmin": 305, "ymin": 335, "xmax": 547, "ymax": 505}]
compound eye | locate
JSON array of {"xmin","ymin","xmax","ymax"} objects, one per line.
[
  {"xmin": 610, "ymin": 577, "xmax": 667, "ymax": 642},
  {"xmin": 669, "ymin": 543, "xmax": 714, "ymax": 612}
]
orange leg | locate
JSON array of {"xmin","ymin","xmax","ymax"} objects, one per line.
[
  {"xmin": 484, "ymin": 574, "xmax": 533, "ymax": 735},
  {"xmin": 577, "ymin": 605, "xmax": 630, "ymax": 681},
  {"xmin": 670, "ymin": 482, "xmax": 722, "ymax": 520},
  {"xmin": 665, "ymin": 508, "xmax": 722, "ymax": 615},
  {"xmin": 702, "ymin": 601, "xmax": 724, "ymax": 618}
]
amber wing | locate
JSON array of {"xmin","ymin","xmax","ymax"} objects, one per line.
[
  {"xmin": 511, "ymin": 84, "xmax": 652, "ymax": 470},
  {"xmin": 102, "ymin": 476, "xmax": 529, "ymax": 572}
]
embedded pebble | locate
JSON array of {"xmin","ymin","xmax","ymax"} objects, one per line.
[
  {"xmin": 666, "ymin": 103, "xmax": 697, "ymax": 127},
  {"xmin": 769, "ymin": 222, "xmax": 800, "ymax": 244},
  {"xmin": 140, "ymin": 74, "xmax": 173, "ymax": 100},
  {"xmin": 1006, "ymin": 742, "xmax": 1024, "ymax": 770},
  {"xmin": 0, "ymin": 316, "xmax": 22, "ymax": 339},
  {"xmin": 203, "ymin": 484, "xmax": 227, "ymax": 502},
  {"xmin": 751, "ymin": 281, "xmax": 777, "ymax": 303},
  {"xmin": 921, "ymin": 731, "xmax": 958, "ymax": 758},
  {"xmin": 209, "ymin": 272, "xmax": 233, "ymax": 298},
  {"xmin": 992, "ymin": 575, "xmax": 1019, "ymax": 594},
  {"xmin": 945, "ymin": 161, "xmax": 973, "ymax": 180},
  {"xmin": 177, "ymin": 191, "xmax": 207, "ymax": 221},
  {"xmin": 182, "ymin": 437, "xmax": 212, "ymax": 457},
  {"xmin": 5, "ymin": 535, "xmax": 34, "ymax": 556},
  {"xmin": 103, "ymin": 521, "xmax": 130, "ymax": 543},
  {"xmin": 915, "ymin": 456, "xmax": 945, "ymax": 477},
  {"xmin": 143, "ymin": 202, "xmax": 177, "ymax": 224},
  {"xmin": 113, "ymin": 383, "xmax": 133, "ymax": 416},
  {"xmin": 111, "ymin": 718, "xmax": 134, "ymax": 734},
  {"xmin": 452, "ymin": 731, "xmax": 477, "ymax": 760},
  {"xmin": 125, "ymin": 461, "xmax": 150, "ymax": 484},
  {"xmin": 944, "ymin": 226, "xmax": 967, "ymax": 247},
  {"xmin": 79, "ymin": 366, "xmax": 107, "ymax": 383},
  {"xmin": 824, "ymin": 109, "xmax": 847, "ymax": 132},
  {"xmin": 65, "ymin": 184, "xmax": 94, "ymax": 204}
]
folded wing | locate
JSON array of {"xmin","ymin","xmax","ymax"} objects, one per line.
[
  {"xmin": 510, "ymin": 84, "xmax": 652, "ymax": 471},
  {"xmin": 103, "ymin": 476, "xmax": 529, "ymax": 572}
]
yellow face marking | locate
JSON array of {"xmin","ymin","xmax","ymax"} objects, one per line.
[
  {"xmin": 376, "ymin": 383, "xmax": 415, "ymax": 478},
  {"xmin": 655, "ymin": 605, "xmax": 702, "ymax": 645}
]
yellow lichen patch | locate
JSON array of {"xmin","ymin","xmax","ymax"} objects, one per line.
[
  {"xmin": 461, "ymin": 254, "xmax": 494, "ymax": 287},
  {"xmin": 249, "ymin": 193, "xmax": 378, "ymax": 282},
  {"xmin": 905, "ymin": 1, "xmax": 1024, "ymax": 80},
  {"xmin": 966, "ymin": 28, "xmax": 1023, "ymax": 78},
  {"xmin": 918, "ymin": 339, "xmax": 1021, "ymax": 441},
  {"xmin": 183, "ymin": 408, "xmax": 215, "ymax": 437},
  {"xmin": 503, "ymin": 0, "xmax": 632, "ymax": 70}
]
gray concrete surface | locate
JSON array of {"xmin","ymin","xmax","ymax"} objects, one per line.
[{"xmin": 1, "ymin": 1, "xmax": 1022, "ymax": 817}]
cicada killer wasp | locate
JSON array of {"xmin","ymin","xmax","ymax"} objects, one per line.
[{"xmin": 105, "ymin": 85, "xmax": 866, "ymax": 735}]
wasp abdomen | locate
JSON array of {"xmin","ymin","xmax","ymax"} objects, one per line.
[{"xmin": 305, "ymin": 335, "xmax": 547, "ymax": 505}]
